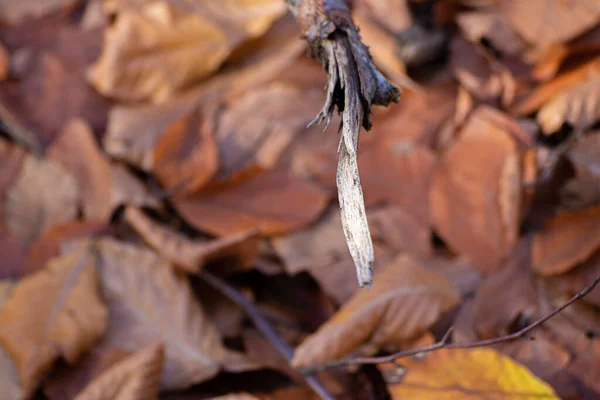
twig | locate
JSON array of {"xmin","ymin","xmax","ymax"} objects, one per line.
[
  {"xmin": 286, "ymin": 0, "xmax": 399, "ymax": 288},
  {"xmin": 199, "ymin": 270, "xmax": 337, "ymax": 400},
  {"xmin": 302, "ymin": 273, "xmax": 600, "ymax": 372}
]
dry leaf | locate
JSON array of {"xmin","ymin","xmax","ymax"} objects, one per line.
[
  {"xmin": 124, "ymin": 207, "xmax": 259, "ymax": 273},
  {"xmin": 0, "ymin": 243, "xmax": 107, "ymax": 392},
  {"xmin": 0, "ymin": 228, "xmax": 27, "ymax": 280},
  {"xmin": 174, "ymin": 170, "xmax": 329, "ymax": 236},
  {"xmin": 0, "ymin": 0, "xmax": 78, "ymax": 25},
  {"xmin": 88, "ymin": 0, "xmax": 286, "ymax": 102},
  {"xmin": 537, "ymin": 74, "xmax": 600, "ymax": 134},
  {"xmin": 0, "ymin": 43, "xmax": 8, "ymax": 82},
  {"xmin": 431, "ymin": 106, "xmax": 522, "ymax": 272},
  {"xmin": 74, "ymin": 343, "xmax": 164, "ymax": 400},
  {"xmin": 456, "ymin": 11, "xmax": 525, "ymax": 56},
  {"xmin": 4, "ymin": 153, "xmax": 79, "ymax": 246},
  {"xmin": 93, "ymin": 238, "xmax": 234, "ymax": 390},
  {"xmin": 496, "ymin": 0, "xmax": 600, "ymax": 47},
  {"xmin": 25, "ymin": 221, "xmax": 107, "ymax": 277},
  {"xmin": 387, "ymin": 348, "xmax": 558, "ymax": 399},
  {"xmin": 533, "ymin": 205, "xmax": 600, "ymax": 276},
  {"xmin": 153, "ymin": 108, "xmax": 218, "ymax": 194},
  {"xmin": 216, "ymin": 83, "xmax": 322, "ymax": 179},
  {"xmin": 49, "ymin": 119, "xmax": 112, "ymax": 221},
  {"xmin": 109, "ymin": 163, "xmax": 160, "ymax": 212},
  {"xmin": 291, "ymin": 255, "xmax": 459, "ymax": 367},
  {"xmin": 0, "ymin": 281, "xmax": 24, "ymax": 400}
]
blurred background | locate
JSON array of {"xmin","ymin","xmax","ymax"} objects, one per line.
[{"xmin": 0, "ymin": 0, "xmax": 600, "ymax": 399}]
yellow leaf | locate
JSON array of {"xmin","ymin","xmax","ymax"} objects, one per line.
[
  {"xmin": 388, "ymin": 348, "xmax": 559, "ymax": 400},
  {"xmin": 292, "ymin": 255, "xmax": 459, "ymax": 367},
  {"xmin": 0, "ymin": 244, "xmax": 107, "ymax": 392},
  {"xmin": 75, "ymin": 343, "xmax": 164, "ymax": 400}
]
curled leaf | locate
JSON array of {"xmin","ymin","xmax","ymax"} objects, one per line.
[{"xmin": 292, "ymin": 255, "xmax": 459, "ymax": 367}]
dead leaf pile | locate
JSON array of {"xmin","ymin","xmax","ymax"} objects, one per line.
[{"xmin": 0, "ymin": 0, "xmax": 599, "ymax": 398}]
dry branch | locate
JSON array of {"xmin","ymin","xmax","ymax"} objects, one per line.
[{"xmin": 286, "ymin": 0, "xmax": 400, "ymax": 287}]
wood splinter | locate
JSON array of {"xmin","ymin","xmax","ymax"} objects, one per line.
[{"xmin": 286, "ymin": 0, "xmax": 400, "ymax": 287}]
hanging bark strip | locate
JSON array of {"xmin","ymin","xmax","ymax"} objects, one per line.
[{"xmin": 285, "ymin": 0, "xmax": 400, "ymax": 287}]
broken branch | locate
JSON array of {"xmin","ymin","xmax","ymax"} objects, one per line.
[{"xmin": 286, "ymin": 0, "xmax": 400, "ymax": 287}]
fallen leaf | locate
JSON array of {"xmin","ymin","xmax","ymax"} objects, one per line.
[
  {"xmin": 153, "ymin": 108, "xmax": 218, "ymax": 194},
  {"xmin": 74, "ymin": 343, "xmax": 164, "ymax": 400},
  {"xmin": 49, "ymin": 119, "xmax": 112, "ymax": 221},
  {"xmin": 4, "ymin": 153, "xmax": 79, "ymax": 246},
  {"xmin": 537, "ymin": 74, "xmax": 600, "ymax": 134},
  {"xmin": 0, "ymin": 281, "xmax": 24, "ymax": 400},
  {"xmin": 273, "ymin": 207, "xmax": 397, "ymax": 304},
  {"xmin": 513, "ymin": 57, "xmax": 600, "ymax": 116},
  {"xmin": 216, "ymin": 83, "xmax": 322, "ymax": 179},
  {"xmin": 291, "ymin": 255, "xmax": 459, "ymax": 367},
  {"xmin": 109, "ymin": 163, "xmax": 159, "ymax": 211},
  {"xmin": 0, "ymin": 243, "xmax": 107, "ymax": 392},
  {"xmin": 0, "ymin": 229, "xmax": 28, "ymax": 280},
  {"xmin": 0, "ymin": 139, "xmax": 25, "ymax": 205},
  {"xmin": 174, "ymin": 170, "xmax": 329, "ymax": 236},
  {"xmin": 25, "ymin": 221, "xmax": 107, "ymax": 277},
  {"xmin": 456, "ymin": 10, "xmax": 525, "ymax": 56},
  {"xmin": 124, "ymin": 207, "xmax": 259, "ymax": 274},
  {"xmin": 368, "ymin": 206, "xmax": 432, "ymax": 257},
  {"xmin": 0, "ymin": 0, "xmax": 78, "ymax": 25},
  {"xmin": 93, "ymin": 238, "xmax": 236, "ymax": 390},
  {"xmin": 88, "ymin": 0, "xmax": 286, "ymax": 102},
  {"xmin": 431, "ymin": 106, "xmax": 522, "ymax": 272},
  {"xmin": 0, "ymin": 42, "xmax": 8, "ymax": 81},
  {"xmin": 496, "ymin": 0, "xmax": 600, "ymax": 47},
  {"xmin": 387, "ymin": 348, "xmax": 559, "ymax": 399},
  {"xmin": 533, "ymin": 205, "xmax": 600, "ymax": 276}
]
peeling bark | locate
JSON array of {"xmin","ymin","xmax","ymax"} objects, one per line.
[{"xmin": 286, "ymin": 0, "xmax": 400, "ymax": 287}]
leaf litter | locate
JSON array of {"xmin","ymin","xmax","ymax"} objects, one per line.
[{"xmin": 0, "ymin": 0, "xmax": 599, "ymax": 399}]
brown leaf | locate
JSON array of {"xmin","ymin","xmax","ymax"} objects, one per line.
[
  {"xmin": 109, "ymin": 163, "xmax": 160, "ymax": 212},
  {"xmin": 431, "ymin": 106, "xmax": 522, "ymax": 272},
  {"xmin": 496, "ymin": 0, "xmax": 600, "ymax": 47},
  {"xmin": 49, "ymin": 119, "xmax": 112, "ymax": 221},
  {"xmin": 0, "ymin": 139, "xmax": 25, "ymax": 206},
  {"xmin": 93, "ymin": 238, "xmax": 236, "ymax": 390},
  {"xmin": 513, "ymin": 57, "xmax": 600, "ymax": 116},
  {"xmin": 456, "ymin": 10, "xmax": 525, "ymax": 56},
  {"xmin": 216, "ymin": 83, "xmax": 323, "ymax": 179},
  {"xmin": 0, "ymin": 243, "xmax": 107, "ymax": 392},
  {"xmin": 0, "ymin": 229, "xmax": 28, "ymax": 280},
  {"xmin": 533, "ymin": 205, "xmax": 600, "ymax": 276},
  {"xmin": 174, "ymin": 170, "xmax": 329, "ymax": 236},
  {"xmin": 273, "ymin": 207, "xmax": 398, "ymax": 304},
  {"xmin": 537, "ymin": 74, "xmax": 600, "ymax": 134},
  {"xmin": 153, "ymin": 108, "xmax": 218, "ymax": 195},
  {"xmin": 124, "ymin": 207, "xmax": 259, "ymax": 274},
  {"xmin": 4, "ymin": 153, "xmax": 79, "ymax": 246},
  {"xmin": 0, "ymin": 49, "xmax": 109, "ymax": 148},
  {"xmin": 88, "ymin": 0, "xmax": 286, "ymax": 102},
  {"xmin": 0, "ymin": 281, "xmax": 24, "ymax": 400},
  {"xmin": 74, "ymin": 343, "xmax": 164, "ymax": 400},
  {"xmin": 0, "ymin": 0, "xmax": 78, "ymax": 25},
  {"xmin": 0, "ymin": 42, "xmax": 8, "ymax": 82},
  {"xmin": 387, "ymin": 348, "xmax": 558, "ymax": 399},
  {"xmin": 25, "ymin": 221, "xmax": 108, "ymax": 277},
  {"xmin": 291, "ymin": 255, "xmax": 459, "ymax": 367}
]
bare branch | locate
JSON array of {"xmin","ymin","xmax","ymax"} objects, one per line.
[
  {"xmin": 199, "ymin": 270, "xmax": 336, "ymax": 400},
  {"xmin": 301, "ymin": 272, "xmax": 600, "ymax": 373},
  {"xmin": 286, "ymin": 0, "xmax": 400, "ymax": 287}
]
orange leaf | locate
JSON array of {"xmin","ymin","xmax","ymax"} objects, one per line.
[
  {"xmin": 431, "ymin": 106, "xmax": 522, "ymax": 272},
  {"xmin": 153, "ymin": 108, "xmax": 218, "ymax": 194},
  {"xmin": 124, "ymin": 207, "xmax": 259, "ymax": 274},
  {"xmin": 74, "ymin": 343, "xmax": 164, "ymax": 400},
  {"xmin": 174, "ymin": 170, "xmax": 329, "ymax": 236},
  {"xmin": 533, "ymin": 205, "xmax": 600, "ymax": 276},
  {"xmin": 0, "ymin": 244, "xmax": 107, "ymax": 392},
  {"xmin": 387, "ymin": 348, "xmax": 558, "ymax": 399},
  {"xmin": 291, "ymin": 255, "xmax": 459, "ymax": 367}
]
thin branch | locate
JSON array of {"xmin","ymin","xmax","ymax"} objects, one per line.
[
  {"xmin": 302, "ymin": 273, "xmax": 600, "ymax": 372},
  {"xmin": 199, "ymin": 270, "xmax": 337, "ymax": 400}
]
